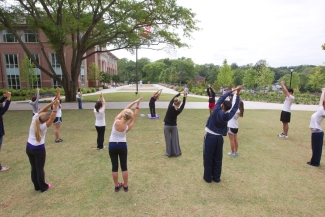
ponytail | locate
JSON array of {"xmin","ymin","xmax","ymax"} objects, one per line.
[{"xmin": 34, "ymin": 118, "xmax": 42, "ymax": 143}]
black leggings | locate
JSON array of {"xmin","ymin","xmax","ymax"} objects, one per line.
[
  {"xmin": 108, "ymin": 143, "xmax": 128, "ymax": 172},
  {"xmin": 95, "ymin": 126, "xmax": 106, "ymax": 149},
  {"xmin": 26, "ymin": 146, "xmax": 48, "ymax": 192},
  {"xmin": 149, "ymin": 103, "xmax": 156, "ymax": 117}
]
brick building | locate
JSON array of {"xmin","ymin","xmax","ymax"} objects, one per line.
[{"xmin": 0, "ymin": 29, "xmax": 118, "ymax": 89}]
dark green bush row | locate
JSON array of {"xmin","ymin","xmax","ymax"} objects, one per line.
[{"xmin": 0, "ymin": 87, "xmax": 96, "ymax": 101}]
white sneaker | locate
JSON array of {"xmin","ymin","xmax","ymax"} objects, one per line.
[
  {"xmin": 278, "ymin": 133, "xmax": 285, "ymax": 138},
  {"xmin": 283, "ymin": 135, "xmax": 288, "ymax": 139},
  {"xmin": 228, "ymin": 152, "xmax": 233, "ymax": 156},
  {"xmin": 234, "ymin": 152, "xmax": 239, "ymax": 156}
]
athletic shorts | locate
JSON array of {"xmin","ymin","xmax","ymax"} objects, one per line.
[
  {"xmin": 208, "ymin": 102, "xmax": 216, "ymax": 109},
  {"xmin": 53, "ymin": 117, "xmax": 62, "ymax": 124},
  {"xmin": 280, "ymin": 111, "xmax": 291, "ymax": 123},
  {"xmin": 228, "ymin": 128, "xmax": 238, "ymax": 135}
]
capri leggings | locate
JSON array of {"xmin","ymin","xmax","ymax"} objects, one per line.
[{"xmin": 108, "ymin": 142, "xmax": 128, "ymax": 172}]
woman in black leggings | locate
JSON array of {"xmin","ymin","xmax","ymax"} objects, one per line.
[{"xmin": 108, "ymin": 97, "xmax": 142, "ymax": 192}]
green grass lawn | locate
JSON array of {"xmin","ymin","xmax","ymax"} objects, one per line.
[
  {"xmin": 1, "ymin": 109, "xmax": 324, "ymax": 216},
  {"xmin": 82, "ymin": 92, "xmax": 208, "ymax": 102}
]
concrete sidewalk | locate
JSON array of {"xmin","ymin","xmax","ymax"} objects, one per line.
[{"xmin": 9, "ymin": 84, "xmax": 318, "ymax": 111}]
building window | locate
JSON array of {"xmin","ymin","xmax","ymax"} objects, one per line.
[
  {"xmin": 5, "ymin": 54, "xmax": 20, "ymax": 89},
  {"xmin": 30, "ymin": 54, "xmax": 41, "ymax": 88},
  {"xmin": 2, "ymin": 30, "xmax": 17, "ymax": 42},
  {"xmin": 51, "ymin": 53, "xmax": 63, "ymax": 88},
  {"xmin": 81, "ymin": 60, "xmax": 85, "ymax": 87},
  {"xmin": 24, "ymin": 30, "xmax": 38, "ymax": 42}
]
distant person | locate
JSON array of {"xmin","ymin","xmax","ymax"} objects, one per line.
[
  {"xmin": 184, "ymin": 85, "xmax": 189, "ymax": 95},
  {"xmin": 203, "ymin": 85, "xmax": 243, "ymax": 183},
  {"xmin": 227, "ymin": 98, "xmax": 244, "ymax": 157},
  {"xmin": 0, "ymin": 92, "xmax": 11, "ymax": 172},
  {"xmin": 108, "ymin": 97, "xmax": 142, "ymax": 192},
  {"xmin": 94, "ymin": 93, "xmax": 106, "ymax": 150},
  {"xmin": 149, "ymin": 89, "xmax": 162, "ymax": 118},
  {"xmin": 52, "ymin": 88, "xmax": 63, "ymax": 143},
  {"xmin": 207, "ymin": 84, "xmax": 216, "ymax": 115},
  {"xmin": 30, "ymin": 88, "xmax": 40, "ymax": 116},
  {"xmin": 163, "ymin": 91, "xmax": 187, "ymax": 157},
  {"xmin": 307, "ymin": 88, "xmax": 325, "ymax": 167},
  {"xmin": 278, "ymin": 80, "xmax": 294, "ymax": 138},
  {"xmin": 76, "ymin": 88, "xmax": 83, "ymax": 109},
  {"xmin": 26, "ymin": 99, "xmax": 59, "ymax": 192},
  {"xmin": 113, "ymin": 82, "xmax": 116, "ymax": 88},
  {"xmin": 140, "ymin": 80, "xmax": 143, "ymax": 88}
]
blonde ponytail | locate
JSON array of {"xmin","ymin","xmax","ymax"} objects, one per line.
[{"xmin": 34, "ymin": 118, "xmax": 42, "ymax": 143}]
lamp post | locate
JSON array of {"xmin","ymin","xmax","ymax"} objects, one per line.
[{"xmin": 289, "ymin": 67, "xmax": 294, "ymax": 88}]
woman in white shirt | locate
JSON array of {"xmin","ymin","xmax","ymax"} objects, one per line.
[
  {"xmin": 307, "ymin": 88, "xmax": 325, "ymax": 167},
  {"xmin": 109, "ymin": 97, "xmax": 142, "ymax": 193},
  {"xmin": 76, "ymin": 88, "xmax": 83, "ymax": 109},
  {"xmin": 227, "ymin": 94, "xmax": 244, "ymax": 157},
  {"xmin": 94, "ymin": 93, "xmax": 106, "ymax": 150},
  {"xmin": 26, "ymin": 96, "xmax": 60, "ymax": 192}
]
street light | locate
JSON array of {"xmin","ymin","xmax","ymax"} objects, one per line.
[{"xmin": 289, "ymin": 67, "xmax": 294, "ymax": 88}]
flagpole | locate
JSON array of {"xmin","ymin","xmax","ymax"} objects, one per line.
[{"xmin": 136, "ymin": 47, "xmax": 138, "ymax": 94}]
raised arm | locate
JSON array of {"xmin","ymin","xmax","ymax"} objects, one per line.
[
  {"xmin": 0, "ymin": 92, "xmax": 11, "ymax": 116},
  {"xmin": 127, "ymin": 98, "xmax": 142, "ymax": 131},
  {"xmin": 0, "ymin": 93, "xmax": 7, "ymax": 103},
  {"xmin": 101, "ymin": 93, "xmax": 106, "ymax": 109},
  {"xmin": 280, "ymin": 81, "xmax": 290, "ymax": 97},
  {"xmin": 169, "ymin": 93, "xmax": 181, "ymax": 107},
  {"xmin": 36, "ymin": 88, "xmax": 40, "ymax": 102},
  {"xmin": 55, "ymin": 87, "xmax": 61, "ymax": 100},
  {"xmin": 46, "ymin": 100, "xmax": 59, "ymax": 128},
  {"xmin": 319, "ymin": 88, "xmax": 325, "ymax": 106},
  {"xmin": 115, "ymin": 97, "xmax": 142, "ymax": 120},
  {"xmin": 38, "ymin": 100, "xmax": 55, "ymax": 114},
  {"xmin": 178, "ymin": 91, "xmax": 187, "ymax": 113}
]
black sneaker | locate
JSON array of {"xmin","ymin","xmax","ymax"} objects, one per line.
[
  {"xmin": 115, "ymin": 183, "xmax": 122, "ymax": 192},
  {"xmin": 123, "ymin": 185, "xmax": 129, "ymax": 192}
]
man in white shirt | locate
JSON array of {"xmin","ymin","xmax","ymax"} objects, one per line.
[{"xmin": 278, "ymin": 80, "xmax": 294, "ymax": 139}]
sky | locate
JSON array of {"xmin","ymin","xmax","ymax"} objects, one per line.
[{"xmin": 112, "ymin": 0, "xmax": 325, "ymax": 68}]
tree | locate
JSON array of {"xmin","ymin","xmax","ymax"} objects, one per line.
[
  {"xmin": 256, "ymin": 67, "xmax": 275, "ymax": 91},
  {"xmin": 233, "ymin": 68, "xmax": 245, "ymax": 86},
  {"xmin": 279, "ymin": 72, "xmax": 300, "ymax": 91},
  {"xmin": 142, "ymin": 62, "xmax": 167, "ymax": 83},
  {"xmin": 308, "ymin": 67, "xmax": 324, "ymax": 91},
  {"xmin": 20, "ymin": 54, "xmax": 38, "ymax": 88},
  {"xmin": 0, "ymin": 0, "xmax": 199, "ymax": 101},
  {"xmin": 242, "ymin": 68, "xmax": 257, "ymax": 90},
  {"xmin": 112, "ymin": 74, "xmax": 121, "ymax": 83},
  {"xmin": 88, "ymin": 62, "xmax": 100, "ymax": 86},
  {"xmin": 171, "ymin": 58, "xmax": 195, "ymax": 86},
  {"xmin": 217, "ymin": 59, "xmax": 233, "ymax": 88},
  {"xmin": 99, "ymin": 71, "xmax": 112, "ymax": 85}
]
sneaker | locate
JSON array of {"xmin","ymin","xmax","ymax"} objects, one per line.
[
  {"xmin": 115, "ymin": 183, "xmax": 122, "ymax": 192},
  {"xmin": 234, "ymin": 152, "xmax": 239, "ymax": 157},
  {"xmin": 55, "ymin": 139, "xmax": 63, "ymax": 143},
  {"xmin": 123, "ymin": 185, "xmax": 129, "ymax": 192},
  {"xmin": 278, "ymin": 133, "xmax": 285, "ymax": 138},
  {"xmin": 97, "ymin": 146, "xmax": 105, "ymax": 150},
  {"xmin": 228, "ymin": 152, "xmax": 233, "ymax": 156},
  {"xmin": 283, "ymin": 135, "xmax": 288, "ymax": 138},
  {"xmin": 42, "ymin": 183, "xmax": 51, "ymax": 193}
]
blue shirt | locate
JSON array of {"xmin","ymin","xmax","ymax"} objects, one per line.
[{"xmin": 206, "ymin": 90, "xmax": 239, "ymax": 136}]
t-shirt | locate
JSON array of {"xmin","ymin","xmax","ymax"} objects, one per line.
[
  {"xmin": 149, "ymin": 96, "xmax": 157, "ymax": 104},
  {"xmin": 76, "ymin": 91, "xmax": 82, "ymax": 99},
  {"xmin": 282, "ymin": 95, "xmax": 294, "ymax": 112},
  {"xmin": 309, "ymin": 106, "xmax": 325, "ymax": 131},
  {"xmin": 94, "ymin": 107, "xmax": 106, "ymax": 126},
  {"xmin": 227, "ymin": 109, "xmax": 240, "ymax": 128},
  {"xmin": 28, "ymin": 113, "xmax": 48, "ymax": 146}
]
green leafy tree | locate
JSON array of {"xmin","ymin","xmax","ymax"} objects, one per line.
[
  {"xmin": 142, "ymin": 62, "xmax": 167, "ymax": 83},
  {"xmin": 99, "ymin": 71, "xmax": 112, "ymax": 84},
  {"xmin": 217, "ymin": 59, "xmax": 233, "ymax": 88},
  {"xmin": 112, "ymin": 74, "xmax": 121, "ymax": 83},
  {"xmin": 233, "ymin": 68, "xmax": 245, "ymax": 86},
  {"xmin": 279, "ymin": 72, "xmax": 300, "ymax": 91},
  {"xmin": 88, "ymin": 62, "xmax": 101, "ymax": 85},
  {"xmin": 308, "ymin": 67, "xmax": 324, "ymax": 91},
  {"xmin": 0, "ymin": 0, "xmax": 199, "ymax": 101},
  {"xmin": 171, "ymin": 58, "xmax": 195, "ymax": 86},
  {"xmin": 242, "ymin": 68, "xmax": 257, "ymax": 89},
  {"xmin": 256, "ymin": 67, "xmax": 275, "ymax": 91},
  {"xmin": 20, "ymin": 54, "xmax": 38, "ymax": 88},
  {"xmin": 298, "ymin": 73, "xmax": 309, "ymax": 92}
]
